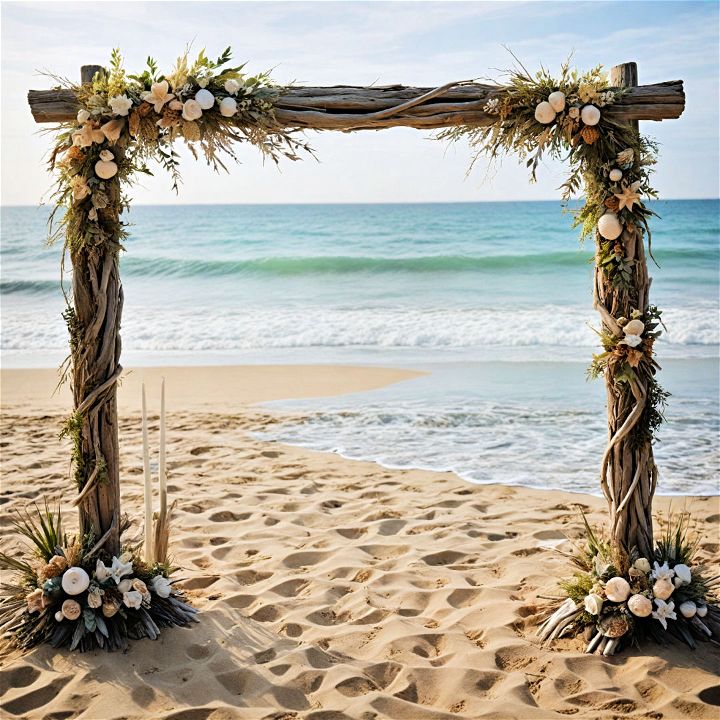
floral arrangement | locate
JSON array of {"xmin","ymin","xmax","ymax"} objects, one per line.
[
  {"xmin": 537, "ymin": 514, "xmax": 719, "ymax": 655},
  {"xmin": 48, "ymin": 47, "xmax": 312, "ymax": 255},
  {"xmin": 0, "ymin": 505, "xmax": 195, "ymax": 652}
]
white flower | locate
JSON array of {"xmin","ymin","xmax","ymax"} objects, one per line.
[
  {"xmin": 182, "ymin": 99, "xmax": 203, "ymax": 121},
  {"xmin": 61, "ymin": 567, "xmax": 90, "ymax": 595},
  {"xmin": 633, "ymin": 557, "xmax": 651, "ymax": 574},
  {"xmin": 110, "ymin": 555, "xmax": 133, "ymax": 584},
  {"xmin": 77, "ymin": 109, "xmax": 91, "ymax": 124},
  {"xmin": 141, "ymin": 81, "xmax": 174, "ymax": 113},
  {"xmin": 123, "ymin": 590, "xmax": 143, "ymax": 609},
  {"xmin": 584, "ymin": 593, "xmax": 603, "ymax": 615},
  {"xmin": 651, "ymin": 561, "xmax": 675, "ymax": 583},
  {"xmin": 117, "ymin": 578, "xmax": 133, "ymax": 593},
  {"xmin": 224, "ymin": 79, "xmax": 241, "ymax": 95},
  {"xmin": 619, "ymin": 334, "xmax": 642, "ymax": 348},
  {"xmin": 109, "ymin": 94, "xmax": 133, "ymax": 116},
  {"xmin": 672, "ymin": 563, "xmax": 692, "ymax": 586},
  {"xmin": 652, "ymin": 598, "xmax": 677, "ymax": 630},
  {"xmin": 150, "ymin": 575, "xmax": 172, "ymax": 598},
  {"xmin": 197, "ymin": 77, "xmax": 210, "ymax": 89},
  {"xmin": 483, "ymin": 98, "xmax": 500, "ymax": 114}
]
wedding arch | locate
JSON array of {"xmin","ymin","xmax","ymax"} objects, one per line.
[{"xmin": 6, "ymin": 49, "xmax": 716, "ymax": 655}]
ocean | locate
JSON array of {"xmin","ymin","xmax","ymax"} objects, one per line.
[{"xmin": 2, "ymin": 200, "xmax": 718, "ymax": 495}]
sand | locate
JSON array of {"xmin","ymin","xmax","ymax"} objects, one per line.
[{"xmin": 1, "ymin": 365, "xmax": 718, "ymax": 720}]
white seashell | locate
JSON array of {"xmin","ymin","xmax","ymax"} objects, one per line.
[
  {"xmin": 633, "ymin": 557, "xmax": 651, "ymax": 574},
  {"xmin": 95, "ymin": 159, "xmax": 118, "ymax": 180},
  {"xmin": 547, "ymin": 91, "xmax": 566, "ymax": 112},
  {"xmin": 117, "ymin": 578, "xmax": 133, "ymax": 593},
  {"xmin": 679, "ymin": 600, "xmax": 697, "ymax": 618},
  {"xmin": 673, "ymin": 564, "xmax": 692, "ymax": 585},
  {"xmin": 605, "ymin": 576, "xmax": 631, "ymax": 603},
  {"xmin": 584, "ymin": 593, "xmax": 603, "ymax": 615},
  {"xmin": 219, "ymin": 97, "xmax": 238, "ymax": 117},
  {"xmin": 597, "ymin": 212, "xmax": 623, "ymax": 240},
  {"xmin": 653, "ymin": 578, "xmax": 674, "ymax": 600},
  {"xmin": 99, "ymin": 149, "xmax": 114, "ymax": 162},
  {"xmin": 77, "ymin": 109, "xmax": 91, "ymax": 124},
  {"xmin": 628, "ymin": 594, "xmax": 652, "ymax": 617},
  {"xmin": 696, "ymin": 604, "xmax": 708, "ymax": 618},
  {"xmin": 123, "ymin": 590, "xmax": 143, "ymax": 609},
  {"xmin": 581, "ymin": 105, "xmax": 601, "ymax": 126},
  {"xmin": 55, "ymin": 610, "xmax": 64, "ymax": 622},
  {"xmin": 195, "ymin": 88, "xmax": 215, "ymax": 110},
  {"xmin": 61, "ymin": 567, "xmax": 90, "ymax": 595},
  {"xmin": 623, "ymin": 319, "xmax": 645, "ymax": 336},
  {"xmin": 534, "ymin": 101, "xmax": 556, "ymax": 125},
  {"xmin": 609, "ymin": 169, "xmax": 623, "ymax": 182}
]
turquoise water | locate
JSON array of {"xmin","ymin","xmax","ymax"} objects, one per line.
[{"xmin": 2, "ymin": 200, "xmax": 718, "ymax": 494}]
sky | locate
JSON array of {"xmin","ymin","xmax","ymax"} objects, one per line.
[{"xmin": 1, "ymin": 0, "xmax": 718, "ymax": 205}]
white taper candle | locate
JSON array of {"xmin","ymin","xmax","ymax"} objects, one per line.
[
  {"xmin": 141, "ymin": 383, "xmax": 153, "ymax": 563},
  {"xmin": 159, "ymin": 377, "xmax": 167, "ymax": 518}
]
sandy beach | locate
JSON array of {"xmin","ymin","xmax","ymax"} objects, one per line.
[{"xmin": 0, "ymin": 365, "xmax": 718, "ymax": 719}]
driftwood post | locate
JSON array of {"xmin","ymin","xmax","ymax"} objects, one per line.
[
  {"xmin": 596, "ymin": 62, "xmax": 655, "ymax": 557},
  {"xmin": 70, "ymin": 65, "xmax": 123, "ymax": 556}
]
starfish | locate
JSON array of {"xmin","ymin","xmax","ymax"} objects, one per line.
[{"xmin": 614, "ymin": 180, "xmax": 642, "ymax": 211}]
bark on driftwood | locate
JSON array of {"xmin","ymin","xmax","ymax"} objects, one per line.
[
  {"xmin": 596, "ymin": 63, "xmax": 655, "ymax": 557},
  {"xmin": 69, "ymin": 66, "xmax": 123, "ymax": 556},
  {"xmin": 28, "ymin": 80, "xmax": 685, "ymax": 126}
]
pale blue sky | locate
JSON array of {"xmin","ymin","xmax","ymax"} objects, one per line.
[{"xmin": 2, "ymin": 0, "xmax": 718, "ymax": 205}]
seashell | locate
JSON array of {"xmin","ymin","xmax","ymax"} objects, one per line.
[
  {"xmin": 117, "ymin": 578, "xmax": 133, "ymax": 593},
  {"xmin": 132, "ymin": 579, "xmax": 148, "ymax": 595},
  {"xmin": 87, "ymin": 590, "xmax": 103, "ymax": 609},
  {"xmin": 623, "ymin": 319, "xmax": 645, "ymax": 336},
  {"xmin": 597, "ymin": 212, "xmax": 623, "ymax": 241},
  {"xmin": 628, "ymin": 594, "xmax": 652, "ymax": 617},
  {"xmin": 27, "ymin": 588, "xmax": 45, "ymax": 613},
  {"xmin": 95, "ymin": 159, "xmax": 118, "ymax": 180},
  {"xmin": 99, "ymin": 149, "xmax": 114, "ymax": 162},
  {"xmin": 584, "ymin": 593, "xmax": 603, "ymax": 615},
  {"xmin": 599, "ymin": 612, "xmax": 629, "ymax": 638},
  {"xmin": 696, "ymin": 604, "xmax": 708, "ymax": 618},
  {"xmin": 673, "ymin": 564, "xmax": 692, "ymax": 585},
  {"xmin": 547, "ymin": 91, "xmax": 566, "ymax": 112},
  {"xmin": 633, "ymin": 557, "xmax": 651, "ymax": 574},
  {"xmin": 195, "ymin": 88, "xmax": 215, "ymax": 110},
  {"xmin": 102, "ymin": 598, "xmax": 120, "ymax": 617},
  {"xmin": 679, "ymin": 600, "xmax": 696, "ymax": 618},
  {"xmin": 581, "ymin": 104, "xmax": 601, "ymax": 126},
  {"xmin": 224, "ymin": 79, "xmax": 240, "ymax": 95},
  {"xmin": 150, "ymin": 575, "xmax": 172, "ymax": 598},
  {"xmin": 609, "ymin": 168, "xmax": 623, "ymax": 182},
  {"xmin": 55, "ymin": 610, "xmax": 64, "ymax": 622},
  {"xmin": 61, "ymin": 599, "xmax": 82, "ymax": 620},
  {"xmin": 604, "ymin": 576, "xmax": 631, "ymax": 603},
  {"xmin": 534, "ymin": 101, "xmax": 556, "ymax": 125},
  {"xmin": 219, "ymin": 97, "xmax": 238, "ymax": 117},
  {"xmin": 77, "ymin": 109, "xmax": 91, "ymax": 124},
  {"xmin": 61, "ymin": 567, "xmax": 90, "ymax": 595},
  {"xmin": 653, "ymin": 578, "xmax": 674, "ymax": 600}
]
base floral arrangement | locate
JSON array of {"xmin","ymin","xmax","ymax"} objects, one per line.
[
  {"xmin": 0, "ymin": 505, "xmax": 196, "ymax": 652},
  {"xmin": 537, "ymin": 514, "xmax": 719, "ymax": 655}
]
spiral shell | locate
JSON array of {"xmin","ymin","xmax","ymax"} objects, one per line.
[{"xmin": 61, "ymin": 567, "xmax": 90, "ymax": 595}]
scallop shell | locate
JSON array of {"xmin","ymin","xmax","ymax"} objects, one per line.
[
  {"xmin": 604, "ymin": 576, "xmax": 631, "ymax": 603},
  {"xmin": 95, "ymin": 159, "xmax": 118, "ymax": 180},
  {"xmin": 547, "ymin": 91, "xmax": 566, "ymax": 112},
  {"xmin": 628, "ymin": 594, "xmax": 652, "ymax": 617},
  {"xmin": 581, "ymin": 105, "xmax": 601, "ymax": 126},
  {"xmin": 534, "ymin": 101, "xmax": 556, "ymax": 125},
  {"xmin": 624, "ymin": 319, "xmax": 645, "ymax": 336},
  {"xmin": 597, "ymin": 212, "xmax": 623, "ymax": 241}
]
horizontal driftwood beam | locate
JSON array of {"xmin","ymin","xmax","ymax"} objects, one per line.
[{"xmin": 27, "ymin": 80, "xmax": 685, "ymax": 130}]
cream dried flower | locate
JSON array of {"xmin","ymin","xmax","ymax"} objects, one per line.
[
  {"xmin": 61, "ymin": 599, "xmax": 82, "ymax": 621},
  {"xmin": 71, "ymin": 176, "xmax": 91, "ymax": 202},
  {"xmin": 109, "ymin": 94, "xmax": 133, "ymax": 116},
  {"xmin": 651, "ymin": 598, "xmax": 677, "ymax": 630},
  {"xmin": 141, "ymin": 80, "xmax": 175, "ymax": 113},
  {"xmin": 27, "ymin": 588, "xmax": 46, "ymax": 614}
]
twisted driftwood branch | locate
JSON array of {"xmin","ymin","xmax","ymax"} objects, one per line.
[{"xmin": 27, "ymin": 80, "xmax": 685, "ymax": 127}]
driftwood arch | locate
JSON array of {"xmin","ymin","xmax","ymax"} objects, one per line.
[{"xmin": 28, "ymin": 61, "xmax": 685, "ymax": 563}]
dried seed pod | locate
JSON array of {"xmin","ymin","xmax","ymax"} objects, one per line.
[{"xmin": 581, "ymin": 126, "xmax": 600, "ymax": 145}]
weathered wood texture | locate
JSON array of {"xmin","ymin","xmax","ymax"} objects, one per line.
[
  {"xmin": 71, "ymin": 64, "xmax": 123, "ymax": 556},
  {"xmin": 28, "ymin": 79, "xmax": 685, "ymax": 128},
  {"xmin": 596, "ymin": 62, "xmax": 655, "ymax": 557}
]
